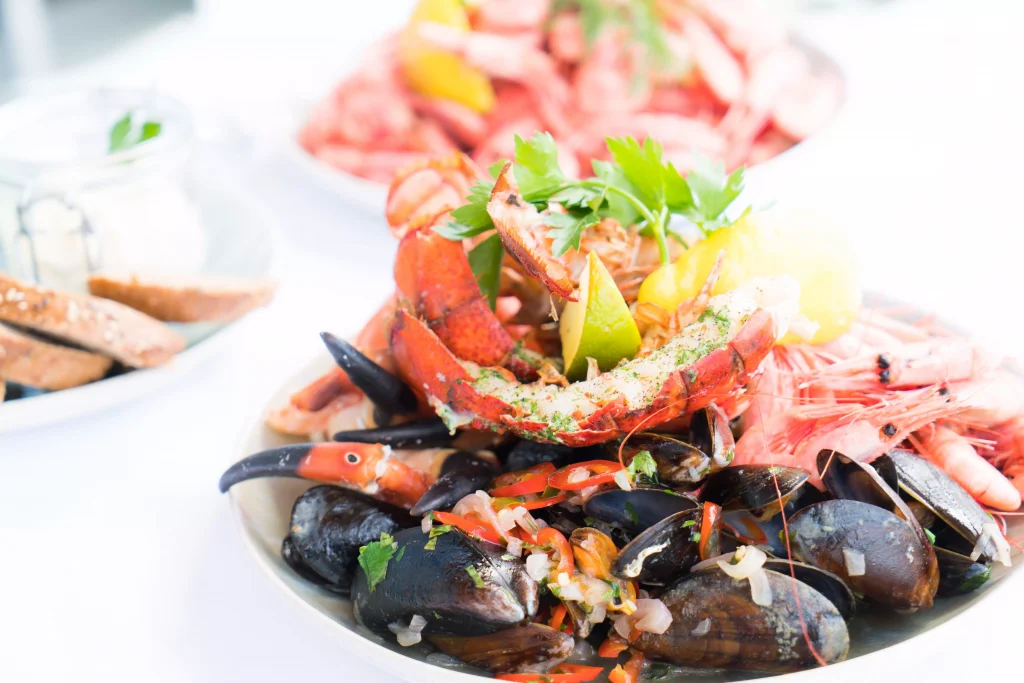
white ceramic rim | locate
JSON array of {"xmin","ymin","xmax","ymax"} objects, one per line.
[{"xmin": 227, "ymin": 350, "xmax": 1024, "ymax": 683}]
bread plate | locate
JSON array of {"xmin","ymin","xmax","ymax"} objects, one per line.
[{"xmin": 0, "ymin": 152, "xmax": 278, "ymax": 434}]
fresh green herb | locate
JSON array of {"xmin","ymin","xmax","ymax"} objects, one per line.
[
  {"xmin": 690, "ymin": 531, "xmax": 701, "ymax": 543},
  {"xmin": 109, "ymin": 112, "xmax": 161, "ymax": 153},
  {"xmin": 626, "ymin": 449, "xmax": 659, "ymax": 486},
  {"xmin": 602, "ymin": 580, "xmax": 622, "ymax": 603},
  {"xmin": 436, "ymin": 132, "xmax": 747, "ymax": 268},
  {"xmin": 583, "ymin": 516, "xmax": 598, "ymax": 527},
  {"xmin": 357, "ymin": 532, "xmax": 399, "ymax": 592},
  {"xmin": 394, "ymin": 546, "xmax": 406, "ymax": 563},
  {"xmin": 465, "ymin": 565, "xmax": 486, "ymax": 588},
  {"xmin": 681, "ymin": 519, "xmax": 697, "ymax": 529},
  {"xmin": 924, "ymin": 528, "xmax": 936, "ymax": 545},
  {"xmin": 467, "ymin": 233, "xmax": 504, "ymax": 310},
  {"xmin": 424, "ymin": 523, "xmax": 454, "ymax": 551},
  {"xmin": 624, "ymin": 501, "xmax": 640, "ymax": 526},
  {"xmin": 433, "ymin": 611, "xmax": 443, "ymax": 620},
  {"xmin": 956, "ymin": 565, "xmax": 992, "ymax": 593}
]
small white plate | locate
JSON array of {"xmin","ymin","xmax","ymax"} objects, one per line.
[
  {"xmin": 226, "ymin": 321, "xmax": 1023, "ymax": 683},
  {"xmin": 0, "ymin": 149, "xmax": 278, "ymax": 433}
]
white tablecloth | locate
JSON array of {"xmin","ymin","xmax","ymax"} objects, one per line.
[{"xmin": 2, "ymin": 1, "xmax": 1022, "ymax": 681}]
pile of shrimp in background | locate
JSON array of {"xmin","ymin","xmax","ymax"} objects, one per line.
[{"xmin": 298, "ymin": 0, "xmax": 844, "ymax": 183}]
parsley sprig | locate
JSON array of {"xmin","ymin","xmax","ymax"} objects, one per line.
[
  {"xmin": 357, "ymin": 532, "xmax": 400, "ymax": 592},
  {"xmin": 439, "ymin": 133, "xmax": 747, "ymax": 288}
]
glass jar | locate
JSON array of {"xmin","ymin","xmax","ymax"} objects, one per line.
[{"xmin": 0, "ymin": 88, "xmax": 207, "ymax": 292}]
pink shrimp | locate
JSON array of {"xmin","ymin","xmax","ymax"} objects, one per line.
[
  {"xmin": 470, "ymin": 0, "xmax": 551, "ymax": 34},
  {"xmin": 911, "ymin": 424, "xmax": 1022, "ymax": 511},
  {"xmin": 573, "ymin": 26, "xmax": 651, "ymax": 116}
]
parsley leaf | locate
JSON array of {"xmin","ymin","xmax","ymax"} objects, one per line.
[
  {"xmin": 435, "ymin": 182, "xmax": 494, "ymax": 240},
  {"xmin": 465, "ymin": 565, "xmax": 486, "ymax": 589},
  {"xmin": 467, "ymin": 233, "xmax": 504, "ymax": 310},
  {"xmin": 546, "ymin": 211, "xmax": 600, "ymax": 257},
  {"xmin": 683, "ymin": 156, "xmax": 746, "ymax": 233},
  {"xmin": 513, "ymin": 133, "xmax": 568, "ymax": 201},
  {"xmin": 626, "ymin": 449, "xmax": 659, "ymax": 485},
  {"xmin": 606, "ymin": 136, "xmax": 668, "ymax": 209},
  {"xmin": 357, "ymin": 532, "xmax": 399, "ymax": 592},
  {"xmin": 109, "ymin": 112, "xmax": 162, "ymax": 153}
]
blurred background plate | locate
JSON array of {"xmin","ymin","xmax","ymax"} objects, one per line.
[{"xmin": 0, "ymin": 145, "xmax": 278, "ymax": 433}]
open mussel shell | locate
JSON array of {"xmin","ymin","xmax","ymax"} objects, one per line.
[
  {"xmin": 788, "ymin": 499, "xmax": 939, "ymax": 611},
  {"xmin": 583, "ymin": 489, "xmax": 698, "ymax": 538},
  {"xmin": 886, "ymin": 450, "xmax": 1008, "ymax": 565},
  {"xmin": 761, "ymin": 559, "xmax": 856, "ymax": 620},
  {"xmin": 817, "ymin": 450, "xmax": 905, "ymax": 518},
  {"xmin": 429, "ymin": 623, "xmax": 574, "ymax": 674},
  {"xmin": 612, "ymin": 506, "xmax": 720, "ymax": 585},
  {"xmin": 934, "ymin": 546, "xmax": 992, "ymax": 596},
  {"xmin": 286, "ymin": 486, "xmax": 412, "ymax": 596},
  {"xmin": 633, "ymin": 569, "xmax": 849, "ymax": 672},
  {"xmin": 698, "ymin": 465, "xmax": 810, "ymax": 521},
  {"xmin": 334, "ymin": 417, "xmax": 455, "ymax": 449},
  {"xmin": 352, "ymin": 527, "xmax": 538, "ymax": 638},
  {"xmin": 503, "ymin": 441, "xmax": 600, "ymax": 472}
]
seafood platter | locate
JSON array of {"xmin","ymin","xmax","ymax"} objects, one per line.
[
  {"xmin": 293, "ymin": 0, "xmax": 843, "ymax": 208},
  {"xmin": 222, "ymin": 132, "xmax": 1024, "ymax": 682}
]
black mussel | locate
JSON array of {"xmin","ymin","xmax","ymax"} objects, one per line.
[
  {"xmin": 281, "ymin": 537, "xmax": 334, "ymax": 588},
  {"xmin": 761, "ymin": 559, "xmax": 856, "ymax": 620},
  {"xmin": 633, "ymin": 569, "xmax": 849, "ymax": 672},
  {"xmin": 934, "ymin": 546, "xmax": 993, "ymax": 596},
  {"xmin": 410, "ymin": 451, "xmax": 499, "ymax": 516},
  {"xmin": 320, "ymin": 331, "xmax": 418, "ymax": 424},
  {"xmin": 612, "ymin": 504, "xmax": 721, "ymax": 585},
  {"xmin": 352, "ymin": 527, "xmax": 538, "ymax": 638},
  {"xmin": 788, "ymin": 499, "xmax": 939, "ymax": 611},
  {"xmin": 429, "ymin": 624, "xmax": 574, "ymax": 674},
  {"xmin": 817, "ymin": 450, "xmax": 908, "ymax": 521},
  {"xmin": 721, "ymin": 485, "xmax": 826, "ymax": 556},
  {"xmin": 698, "ymin": 465, "xmax": 810, "ymax": 521},
  {"xmin": 886, "ymin": 450, "xmax": 1012, "ymax": 566},
  {"xmin": 616, "ymin": 406, "xmax": 735, "ymax": 489},
  {"xmin": 504, "ymin": 441, "xmax": 599, "ymax": 472},
  {"xmin": 334, "ymin": 417, "xmax": 454, "ymax": 449},
  {"xmin": 535, "ymin": 504, "xmax": 588, "ymax": 539},
  {"xmin": 286, "ymin": 486, "xmax": 412, "ymax": 596},
  {"xmin": 583, "ymin": 489, "xmax": 698, "ymax": 538}
]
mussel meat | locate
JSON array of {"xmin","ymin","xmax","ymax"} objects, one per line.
[
  {"xmin": 429, "ymin": 623, "xmax": 574, "ymax": 674},
  {"xmin": 632, "ymin": 569, "xmax": 849, "ymax": 672}
]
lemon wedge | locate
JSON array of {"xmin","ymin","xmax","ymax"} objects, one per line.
[
  {"xmin": 398, "ymin": 0, "xmax": 496, "ymax": 113},
  {"xmin": 561, "ymin": 252, "xmax": 643, "ymax": 381},
  {"xmin": 638, "ymin": 209, "xmax": 861, "ymax": 345}
]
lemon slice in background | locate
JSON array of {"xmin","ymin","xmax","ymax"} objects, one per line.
[
  {"xmin": 561, "ymin": 252, "xmax": 643, "ymax": 381},
  {"xmin": 638, "ymin": 209, "xmax": 862, "ymax": 345},
  {"xmin": 399, "ymin": 0, "xmax": 496, "ymax": 113}
]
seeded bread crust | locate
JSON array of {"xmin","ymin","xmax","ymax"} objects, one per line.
[
  {"xmin": 0, "ymin": 273, "xmax": 185, "ymax": 368},
  {"xmin": 0, "ymin": 323, "xmax": 113, "ymax": 390},
  {"xmin": 87, "ymin": 273, "xmax": 277, "ymax": 323}
]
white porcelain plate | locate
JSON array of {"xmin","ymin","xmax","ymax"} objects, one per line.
[
  {"xmin": 226, "ymin": 309, "xmax": 1023, "ymax": 683},
  {"xmin": 0, "ymin": 150, "xmax": 277, "ymax": 433}
]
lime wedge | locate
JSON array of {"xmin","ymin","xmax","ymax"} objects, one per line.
[{"xmin": 560, "ymin": 252, "xmax": 642, "ymax": 381}]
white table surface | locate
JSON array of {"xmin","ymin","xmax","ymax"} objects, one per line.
[{"xmin": 2, "ymin": 1, "xmax": 1023, "ymax": 681}]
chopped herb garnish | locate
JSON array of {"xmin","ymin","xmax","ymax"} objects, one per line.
[
  {"xmin": 681, "ymin": 519, "xmax": 697, "ymax": 529},
  {"xmin": 465, "ymin": 565, "xmax": 486, "ymax": 589},
  {"xmin": 424, "ymin": 523, "xmax": 453, "ymax": 551},
  {"xmin": 924, "ymin": 528, "xmax": 936, "ymax": 545},
  {"xmin": 690, "ymin": 531, "xmax": 701, "ymax": 543},
  {"xmin": 394, "ymin": 546, "xmax": 406, "ymax": 563},
  {"xmin": 357, "ymin": 532, "xmax": 399, "ymax": 592},
  {"xmin": 584, "ymin": 516, "xmax": 598, "ymax": 527},
  {"xmin": 109, "ymin": 112, "xmax": 161, "ymax": 153},
  {"xmin": 433, "ymin": 611, "xmax": 443, "ymax": 620},
  {"xmin": 466, "ymin": 232, "xmax": 504, "ymax": 311},
  {"xmin": 626, "ymin": 449, "xmax": 659, "ymax": 486}
]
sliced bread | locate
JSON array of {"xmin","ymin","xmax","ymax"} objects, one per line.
[
  {"xmin": 0, "ymin": 322, "xmax": 113, "ymax": 390},
  {"xmin": 87, "ymin": 273, "xmax": 277, "ymax": 323},
  {"xmin": 0, "ymin": 273, "xmax": 185, "ymax": 368}
]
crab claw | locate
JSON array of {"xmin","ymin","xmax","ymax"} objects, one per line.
[
  {"xmin": 333, "ymin": 417, "xmax": 455, "ymax": 449},
  {"xmin": 320, "ymin": 331, "xmax": 419, "ymax": 423},
  {"xmin": 219, "ymin": 441, "xmax": 433, "ymax": 508},
  {"xmin": 487, "ymin": 162, "xmax": 577, "ymax": 301},
  {"xmin": 219, "ymin": 442, "xmax": 388, "ymax": 493},
  {"xmin": 410, "ymin": 451, "xmax": 499, "ymax": 517}
]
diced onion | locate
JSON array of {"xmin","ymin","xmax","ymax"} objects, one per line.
[
  {"xmin": 568, "ymin": 467, "xmax": 590, "ymax": 484},
  {"xmin": 453, "ymin": 490, "xmax": 505, "ymax": 540},
  {"xmin": 421, "ymin": 516, "xmax": 432, "ymax": 534},
  {"xmin": 611, "ymin": 613, "xmax": 632, "ymax": 639},
  {"xmin": 588, "ymin": 603, "xmax": 607, "ymax": 625},
  {"xmin": 558, "ymin": 572, "xmax": 571, "ymax": 587},
  {"xmin": 842, "ymin": 548, "xmax": 866, "ymax": 576},
  {"xmin": 526, "ymin": 552, "xmax": 553, "ymax": 582},
  {"xmin": 717, "ymin": 546, "xmax": 767, "ymax": 580},
  {"xmin": 580, "ymin": 575, "xmax": 611, "ymax": 606},
  {"xmin": 632, "ymin": 599, "xmax": 673, "ymax": 635},
  {"xmin": 506, "ymin": 537, "xmax": 524, "ymax": 558},
  {"xmin": 691, "ymin": 618, "xmax": 711, "ymax": 636},
  {"xmin": 748, "ymin": 568, "xmax": 774, "ymax": 606},
  {"xmin": 692, "ymin": 552, "xmax": 733, "ymax": 573},
  {"xmin": 614, "ymin": 469, "xmax": 633, "ymax": 491},
  {"xmin": 557, "ymin": 582, "xmax": 586, "ymax": 602},
  {"xmin": 389, "ymin": 614, "xmax": 428, "ymax": 647},
  {"xmin": 496, "ymin": 507, "xmax": 520, "ymax": 532},
  {"xmin": 972, "ymin": 523, "xmax": 1013, "ymax": 568}
]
